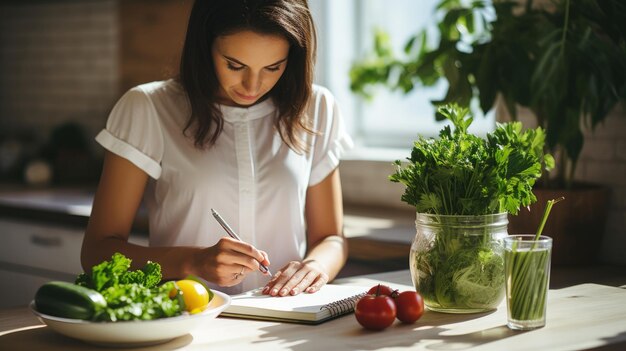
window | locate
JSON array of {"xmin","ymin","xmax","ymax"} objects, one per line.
[{"xmin": 310, "ymin": 0, "xmax": 495, "ymax": 154}]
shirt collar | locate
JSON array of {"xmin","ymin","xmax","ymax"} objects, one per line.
[{"xmin": 218, "ymin": 98, "xmax": 276, "ymax": 123}]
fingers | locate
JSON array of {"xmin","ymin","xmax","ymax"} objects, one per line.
[
  {"xmin": 262, "ymin": 261, "xmax": 328, "ymax": 296},
  {"xmin": 213, "ymin": 264, "xmax": 246, "ymax": 287},
  {"xmin": 266, "ymin": 263, "xmax": 302, "ymax": 296},
  {"xmin": 292, "ymin": 270, "xmax": 320, "ymax": 295},
  {"xmin": 232, "ymin": 265, "xmax": 246, "ymax": 280},
  {"xmin": 218, "ymin": 237, "xmax": 270, "ymax": 273},
  {"xmin": 259, "ymin": 250, "xmax": 271, "ymax": 271},
  {"xmin": 204, "ymin": 238, "xmax": 271, "ymax": 287},
  {"xmin": 303, "ymin": 274, "xmax": 328, "ymax": 293}
]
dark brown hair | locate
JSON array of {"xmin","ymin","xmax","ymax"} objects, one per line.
[{"xmin": 178, "ymin": 0, "xmax": 316, "ymax": 153}]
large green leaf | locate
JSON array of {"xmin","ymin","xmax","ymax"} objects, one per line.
[{"xmin": 350, "ymin": 0, "xmax": 626, "ymax": 188}]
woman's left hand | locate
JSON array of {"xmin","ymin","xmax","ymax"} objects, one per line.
[{"xmin": 261, "ymin": 259, "xmax": 329, "ymax": 296}]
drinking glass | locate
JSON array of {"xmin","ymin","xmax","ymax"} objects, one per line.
[{"xmin": 504, "ymin": 235, "xmax": 552, "ymax": 330}]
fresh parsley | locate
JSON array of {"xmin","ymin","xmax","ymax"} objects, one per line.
[{"xmin": 390, "ymin": 104, "xmax": 554, "ymax": 215}]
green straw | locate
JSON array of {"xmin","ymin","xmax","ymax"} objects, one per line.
[{"xmin": 534, "ymin": 196, "xmax": 565, "ymax": 241}]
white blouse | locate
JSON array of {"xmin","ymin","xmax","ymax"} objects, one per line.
[{"xmin": 95, "ymin": 79, "xmax": 353, "ymax": 294}]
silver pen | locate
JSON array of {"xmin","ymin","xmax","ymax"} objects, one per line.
[{"xmin": 210, "ymin": 208, "xmax": 272, "ymax": 276}]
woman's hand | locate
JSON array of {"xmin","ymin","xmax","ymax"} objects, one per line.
[
  {"xmin": 262, "ymin": 259, "xmax": 329, "ymax": 296},
  {"xmin": 193, "ymin": 237, "xmax": 270, "ymax": 287}
]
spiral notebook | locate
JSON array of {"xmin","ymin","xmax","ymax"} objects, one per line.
[{"xmin": 221, "ymin": 284, "xmax": 367, "ymax": 324}]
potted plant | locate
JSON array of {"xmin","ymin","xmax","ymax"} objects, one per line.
[
  {"xmin": 394, "ymin": 104, "xmax": 552, "ymax": 312},
  {"xmin": 350, "ymin": 0, "xmax": 626, "ymax": 264}
]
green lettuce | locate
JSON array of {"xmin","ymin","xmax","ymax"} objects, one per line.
[{"xmin": 76, "ymin": 253, "xmax": 181, "ymax": 321}]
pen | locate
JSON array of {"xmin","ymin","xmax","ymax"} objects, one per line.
[{"xmin": 210, "ymin": 208, "xmax": 272, "ymax": 276}]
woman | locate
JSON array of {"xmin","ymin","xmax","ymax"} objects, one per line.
[{"xmin": 81, "ymin": 0, "xmax": 353, "ymax": 296}]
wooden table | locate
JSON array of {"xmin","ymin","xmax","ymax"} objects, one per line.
[{"xmin": 1, "ymin": 270, "xmax": 626, "ymax": 350}]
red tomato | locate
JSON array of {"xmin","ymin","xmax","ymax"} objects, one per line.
[
  {"xmin": 355, "ymin": 294, "xmax": 397, "ymax": 330},
  {"xmin": 394, "ymin": 291, "xmax": 424, "ymax": 324},
  {"xmin": 366, "ymin": 284, "xmax": 396, "ymax": 297}
]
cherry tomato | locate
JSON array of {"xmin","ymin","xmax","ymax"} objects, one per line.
[
  {"xmin": 355, "ymin": 294, "xmax": 397, "ymax": 330},
  {"xmin": 394, "ymin": 291, "xmax": 424, "ymax": 324},
  {"xmin": 366, "ymin": 284, "xmax": 396, "ymax": 297}
]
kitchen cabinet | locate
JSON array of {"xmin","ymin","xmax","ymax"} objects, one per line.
[{"xmin": 0, "ymin": 217, "xmax": 147, "ymax": 308}]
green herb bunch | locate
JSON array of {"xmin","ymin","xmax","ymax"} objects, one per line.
[
  {"xmin": 390, "ymin": 104, "xmax": 554, "ymax": 215},
  {"xmin": 76, "ymin": 253, "xmax": 181, "ymax": 321}
]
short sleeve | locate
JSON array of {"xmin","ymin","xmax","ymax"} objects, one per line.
[
  {"xmin": 95, "ymin": 87, "xmax": 164, "ymax": 179},
  {"xmin": 308, "ymin": 86, "xmax": 354, "ymax": 186}
]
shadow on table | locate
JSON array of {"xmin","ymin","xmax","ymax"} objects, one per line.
[
  {"xmin": 587, "ymin": 331, "xmax": 626, "ymax": 351},
  {"xmin": 251, "ymin": 311, "xmax": 517, "ymax": 351},
  {"xmin": 0, "ymin": 325, "xmax": 193, "ymax": 351},
  {"xmin": 421, "ymin": 325, "xmax": 518, "ymax": 350}
]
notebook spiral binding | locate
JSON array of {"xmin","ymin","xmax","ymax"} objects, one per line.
[{"xmin": 320, "ymin": 292, "xmax": 367, "ymax": 317}]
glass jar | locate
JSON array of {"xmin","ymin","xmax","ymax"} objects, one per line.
[{"xmin": 409, "ymin": 213, "xmax": 508, "ymax": 313}]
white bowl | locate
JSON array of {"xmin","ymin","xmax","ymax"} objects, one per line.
[{"xmin": 30, "ymin": 289, "xmax": 231, "ymax": 347}]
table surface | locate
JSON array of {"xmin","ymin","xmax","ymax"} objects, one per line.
[{"xmin": 1, "ymin": 270, "xmax": 626, "ymax": 351}]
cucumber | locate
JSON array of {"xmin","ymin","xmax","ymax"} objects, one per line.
[{"xmin": 34, "ymin": 281, "xmax": 107, "ymax": 320}]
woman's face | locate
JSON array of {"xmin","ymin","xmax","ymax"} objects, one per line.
[{"xmin": 212, "ymin": 30, "xmax": 290, "ymax": 107}]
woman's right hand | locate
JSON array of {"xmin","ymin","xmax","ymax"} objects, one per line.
[{"xmin": 193, "ymin": 237, "xmax": 270, "ymax": 287}]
